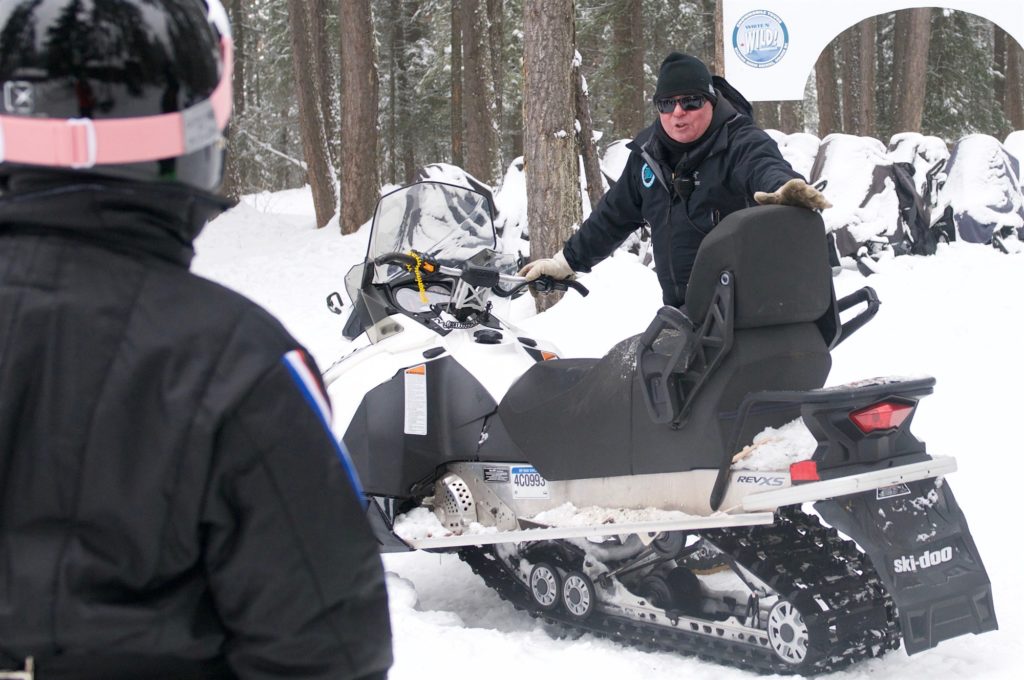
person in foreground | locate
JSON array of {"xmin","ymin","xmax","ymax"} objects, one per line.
[
  {"xmin": 0, "ymin": 1, "xmax": 391, "ymax": 679},
  {"xmin": 521, "ymin": 52, "xmax": 831, "ymax": 307}
]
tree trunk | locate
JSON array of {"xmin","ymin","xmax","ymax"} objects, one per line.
[
  {"xmin": 524, "ymin": 0, "xmax": 580, "ymax": 313},
  {"xmin": 753, "ymin": 102, "xmax": 779, "ymax": 130},
  {"xmin": 288, "ymin": 0, "xmax": 336, "ymax": 228},
  {"xmin": 995, "ymin": 26, "xmax": 1007, "ymax": 114},
  {"xmin": 779, "ymin": 101, "xmax": 804, "ymax": 134},
  {"xmin": 858, "ymin": 16, "xmax": 877, "ymax": 138},
  {"xmin": 386, "ymin": 0, "xmax": 401, "ymax": 184},
  {"xmin": 461, "ymin": 0, "xmax": 498, "ymax": 183},
  {"xmin": 401, "ymin": 1, "xmax": 422, "ymax": 183},
  {"xmin": 451, "ymin": 0, "xmax": 464, "ymax": 168},
  {"xmin": 221, "ymin": 0, "xmax": 247, "ymax": 200},
  {"xmin": 815, "ymin": 43, "xmax": 840, "ymax": 138},
  {"xmin": 840, "ymin": 26, "xmax": 860, "ymax": 134},
  {"xmin": 713, "ymin": 0, "xmax": 724, "ymax": 75},
  {"xmin": 575, "ymin": 59, "xmax": 603, "ymax": 210},
  {"xmin": 310, "ymin": 0, "xmax": 338, "ymax": 172},
  {"xmin": 1008, "ymin": 39, "xmax": 1024, "ymax": 129},
  {"xmin": 699, "ymin": 0, "xmax": 718, "ymax": 71},
  {"xmin": 610, "ymin": 0, "xmax": 644, "ymax": 140},
  {"xmin": 486, "ymin": 0, "xmax": 505, "ymax": 169},
  {"xmin": 385, "ymin": 0, "xmax": 419, "ymax": 184},
  {"xmin": 892, "ymin": 8, "xmax": 931, "ymax": 133},
  {"xmin": 339, "ymin": 0, "xmax": 379, "ymax": 234}
]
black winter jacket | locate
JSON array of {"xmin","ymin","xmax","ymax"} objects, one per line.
[
  {"xmin": 563, "ymin": 101, "xmax": 800, "ymax": 306},
  {"xmin": 0, "ymin": 178, "xmax": 392, "ymax": 680}
]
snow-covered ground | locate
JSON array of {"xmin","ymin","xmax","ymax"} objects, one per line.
[{"xmin": 194, "ymin": 185, "xmax": 1023, "ymax": 679}]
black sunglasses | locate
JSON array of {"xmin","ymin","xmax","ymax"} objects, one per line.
[{"xmin": 655, "ymin": 95, "xmax": 706, "ymax": 114}]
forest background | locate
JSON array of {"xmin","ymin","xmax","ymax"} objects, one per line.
[{"xmin": 218, "ymin": 0, "xmax": 1024, "ymax": 258}]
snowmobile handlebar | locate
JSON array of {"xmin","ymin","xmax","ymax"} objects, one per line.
[
  {"xmin": 371, "ymin": 251, "xmax": 588, "ymax": 298},
  {"xmin": 489, "ymin": 275, "xmax": 590, "ymax": 298}
]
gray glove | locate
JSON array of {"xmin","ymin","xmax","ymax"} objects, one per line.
[
  {"xmin": 754, "ymin": 178, "xmax": 832, "ymax": 210},
  {"xmin": 518, "ymin": 251, "xmax": 574, "ymax": 281}
]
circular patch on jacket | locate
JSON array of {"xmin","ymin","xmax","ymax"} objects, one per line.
[
  {"xmin": 732, "ymin": 10, "xmax": 789, "ymax": 68},
  {"xmin": 641, "ymin": 163, "xmax": 655, "ymax": 189}
]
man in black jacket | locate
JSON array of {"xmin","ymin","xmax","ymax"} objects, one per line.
[
  {"xmin": 0, "ymin": 2, "xmax": 391, "ymax": 679},
  {"xmin": 522, "ymin": 53, "xmax": 830, "ymax": 307}
]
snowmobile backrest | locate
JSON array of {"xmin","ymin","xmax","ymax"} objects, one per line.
[{"xmin": 685, "ymin": 205, "xmax": 832, "ymax": 330}]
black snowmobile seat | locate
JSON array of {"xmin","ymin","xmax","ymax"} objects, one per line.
[
  {"xmin": 498, "ymin": 205, "xmax": 833, "ymax": 482},
  {"xmin": 499, "ymin": 357, "xmax": 600, "ymax": 407}
]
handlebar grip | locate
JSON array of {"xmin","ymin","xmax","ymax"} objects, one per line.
[
  {"xmin": 372, "ymin": 252, "xmax": 419, "ymax": 268},
  {"xmin": 564, "ymin": 279, "xmax": 590, "ymax": 297}
]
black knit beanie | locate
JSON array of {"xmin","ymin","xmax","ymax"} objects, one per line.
[{"xmin": 653, "ymin": 52, "xmax": 718, "ymax": 104}]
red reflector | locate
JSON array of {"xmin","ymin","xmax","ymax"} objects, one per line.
[
  {"xmin": 849, "ymin": 401, "xmax": 913, "ymax": 434},
  {"xmin": 789, "ymin": 460, "xmax": 819, "ymax": 482}
]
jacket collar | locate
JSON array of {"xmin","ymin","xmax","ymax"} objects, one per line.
[{"xmin": 0, "ymin": 174, "xmax": 233, "ymax": 267}]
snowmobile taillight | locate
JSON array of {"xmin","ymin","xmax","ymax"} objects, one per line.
[
  {"xmin": 849, "ymin": 400, "xmax": 914, "ymax": 434},
  {"xmin": 541, "ymin": 351, "xmax": 559, "ymax": 361},
  {"xmin": 789, "ymin": 460, "xmax": 820, "ymax": 482}
]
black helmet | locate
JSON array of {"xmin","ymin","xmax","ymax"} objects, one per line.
[{"xmin": 0, "ymin": 0, "xmax": 232, "ymax": 192}]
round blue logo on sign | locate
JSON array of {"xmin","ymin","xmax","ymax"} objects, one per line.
[
  {"xmin": 641, "ymin": 163, "xmax": 655, "ymax": 189},
  {"xmin": 732, "ymin": 10, "xmax": 789, "ymax": 69}
]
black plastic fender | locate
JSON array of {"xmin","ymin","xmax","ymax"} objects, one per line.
[{"xmin": 815, "ymin": 478, "xmax": 997, "ymax": 654}]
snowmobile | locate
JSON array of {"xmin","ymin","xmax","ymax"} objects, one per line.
[{"xmin": 325, "ymin": 180, "xmax": 996, "ymax": 675}]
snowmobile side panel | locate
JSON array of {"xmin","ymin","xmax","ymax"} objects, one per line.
[
  {"xmin": 815, "ymin": 478, "xmax": 997, "ymax": 654},
  {"xmin": 344, "ymin": 356, "xmax": 497, "ymax": 497}
]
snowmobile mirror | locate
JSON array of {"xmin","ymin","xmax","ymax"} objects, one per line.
[{"xmin": 326, "ymin": 292, "xmax": 344, "ymax": 315}]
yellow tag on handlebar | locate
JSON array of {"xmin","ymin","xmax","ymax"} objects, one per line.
[{"xmin": 409, "ymin": 251, "xmax": 429, "ymax": 304}]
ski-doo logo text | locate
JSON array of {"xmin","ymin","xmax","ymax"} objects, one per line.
[
  {"xmin": 893, "ymin": 546, "xmax": 954, "ymax": 573},
  {"xmin": 736, "ymin": 475, "xmax": 785, "ymax": 486}
]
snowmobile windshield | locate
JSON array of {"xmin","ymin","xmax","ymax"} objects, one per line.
[
  {"xmin": 345, "ymin": 181, "xmax": 517, "ymax": 344},
  {"xmin": 367, "ymin": 181, "xmax": 513, "ymax": 284}
]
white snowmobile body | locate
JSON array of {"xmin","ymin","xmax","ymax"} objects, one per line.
[{"xmin": 324, "ymin": 181, "xmax": 995, "ymax": 674}]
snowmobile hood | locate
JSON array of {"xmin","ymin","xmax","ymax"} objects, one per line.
[{"xmin": 0, "ymin": 172, "xmax": 233, "ymax": 267}]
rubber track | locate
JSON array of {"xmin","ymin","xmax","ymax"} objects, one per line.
[{"xmin": 459, "ymin": 508, "xmax": 901, "ymax": 675}]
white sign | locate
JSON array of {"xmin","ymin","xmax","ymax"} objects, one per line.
[{"xmin": 723, "ymin": 0, "xmax": 1024, "ymax": 101}]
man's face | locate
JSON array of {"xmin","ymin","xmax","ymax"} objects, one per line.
[{"xmin": 658, "ymin": 96, "xmax": 713, "ymax": 144}]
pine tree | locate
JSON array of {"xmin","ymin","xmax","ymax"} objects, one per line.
[{"xmin": 924, "ymin": 10, "xmax": 1009, "ymax": 141}]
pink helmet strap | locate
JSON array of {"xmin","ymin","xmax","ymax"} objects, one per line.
[{"xmin": 0, "ymin": 37, "xmax": 233, "ymax": 170}]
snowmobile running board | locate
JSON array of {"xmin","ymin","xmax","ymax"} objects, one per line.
[
  {"xmin": 402, "ymin": 511, "xmax": 775, "ymax": 550},
  {"xmin": 741, "ymin": 455, "xmax": 956, "ymax": 511}
]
